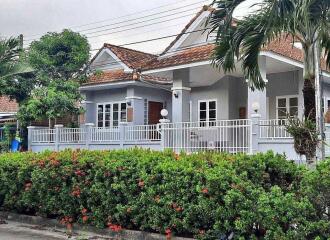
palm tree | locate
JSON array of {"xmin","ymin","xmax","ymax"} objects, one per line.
[
  {"xmin": 209, "ymin": 0, "xmax": 330, "ymax": 163},
  {"xmin": 0, "ymin": 37, "xmax": 23, "ymax": 80}
]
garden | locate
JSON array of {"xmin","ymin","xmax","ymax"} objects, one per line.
[{"xmin": 0, "ymin": 148, "xmax": 329, "ymax": 239}]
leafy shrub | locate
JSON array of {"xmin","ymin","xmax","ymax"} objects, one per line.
[{"xmin": 0, "ymin": 149, "xmax": 329, "ymax": 239}]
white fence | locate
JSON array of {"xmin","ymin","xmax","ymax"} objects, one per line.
[
  {"xmin": 28, "ymin": 120, "xmax": 330, "ymax": 159},
  {"xmin": 259, "ymin": 119, "xmax": 291, "ymax": 139},
  {"xmin": 162, "ymin": 119, "xmax": 252, "ymax": 153},
  {"xmin": 30, "ymin": 124, "xmax": 161, "ymax": 145}
]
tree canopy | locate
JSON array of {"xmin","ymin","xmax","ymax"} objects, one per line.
[{"xmin": 18, "ymin": 29, "xmax": 90, "ymax": 125}]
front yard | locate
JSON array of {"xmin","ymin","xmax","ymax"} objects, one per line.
[{"xmin": 0, "ymin": 149, "xmax": 329, "ymax": 239}]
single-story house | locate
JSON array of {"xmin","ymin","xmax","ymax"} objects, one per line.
[{"xmin": 28, "ymin": 6, "xmax": 330, "ymax": 160}]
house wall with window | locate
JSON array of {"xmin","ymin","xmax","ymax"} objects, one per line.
[
  {"xmin": 266, "ymin": 70, "xmax": 301, "ymax": 119},
  {"xmin": 190, "ymin": 76, "xmax": 230, "ymax": 122},
  {"xmin": 83, "ymin": 86, "xmax": 171, "ymax": 127}
]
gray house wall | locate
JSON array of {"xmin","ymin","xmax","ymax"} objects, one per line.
[
  {"xmin": 190, "ymin": 76, "xmax": 230, "ymax": 122},
  {"xmin": 83, "ymin": 85, "xmax": 171, "ymax": 126},
  {"xmin": 266, "ymin": 71, "xmax": 301, "ymax": 119}
]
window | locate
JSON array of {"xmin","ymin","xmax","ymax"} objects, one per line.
[
  {"xmin": 276, "ymin": 96, "xmax": 298, "ymax": 119},
  {"xmin": 97, "ymin": 102, "xmax": 127, "ymax": 127},
  {"xmin": 198, "ymin": 100, "xmax": 217, "ymax": 126}
]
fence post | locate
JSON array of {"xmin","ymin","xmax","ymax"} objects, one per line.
[
  {"xmin": 54, "ymin": 124, "xmax": 63, "ymax": 152},
  {"xmin": 119, "ymin": 122, "xmax": 127, "ymax": 149},
  {"xmin": 159, "ymin": 118, "xmax": 170, "ymax": 151},
  {"xmin": 27, "ymin": 126, "xmax": 36, "ymax": 151},
  {"xmin": 250, "ymin": 114, "xmax": 261, "ymax": 154},
  {"xmin": 84, "ymin": 123, "xmax": 94, "ymax": 150}
]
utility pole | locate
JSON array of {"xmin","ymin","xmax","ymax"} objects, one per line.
[
  {"xmin": 314, "ymin": 37, "xmax": 324, "ymax": 161},
  {"xmin": 18, "ymin": 34, "xmax": 23, "ymax": 49}
]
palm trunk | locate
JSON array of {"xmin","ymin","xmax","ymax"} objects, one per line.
[{"xmin": 303, "ymin": 76, "xmax": 316, "ymax": 121}]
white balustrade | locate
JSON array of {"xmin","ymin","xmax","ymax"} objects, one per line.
[
  {"xmin": 259, "ymin": 119, "xmax": 291, "ymax": 139},
  {"xmin": 161, "ymin": 119, "xmax": 252, "ymax": 153},
  {"xmin": 125, "ymin": 124, "xmax": 160, "ymax": 142}
]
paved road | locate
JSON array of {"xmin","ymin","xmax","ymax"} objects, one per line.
[
  {"xmin": 0, "ymin": 221, "xmax": 115, "ymax": 240},
  {"xmin": 0, "ymin": 221, "xmax": 67, "ymax": 240}
]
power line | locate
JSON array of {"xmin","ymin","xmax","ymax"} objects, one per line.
[
  {"xmin": 23, "ymin": 0, "xmax": 209, "ymax": 41},
  {"xmin": 23, "ymin": 12, "xmax": 198, "ymax": 46},
  {"xmin": 84, "ymin": 20, "xmax": 190, "ymax": 47},
  {"xmin": 90, "ymin": 28, "xmax": 212, "ymax": 51}
]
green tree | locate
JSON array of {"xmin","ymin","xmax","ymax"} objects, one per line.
[
  {"xmin": 209, "ymin": 0, "xmax": 330, "ymax": 164},
  {"xmin": 19, "ymin": 29, "xmax": 90, "ymax": 126}
]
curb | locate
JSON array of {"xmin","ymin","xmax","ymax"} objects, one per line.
[{"xmin": 0, "ymin": 211, "xmax": 193, "ymax": 240}]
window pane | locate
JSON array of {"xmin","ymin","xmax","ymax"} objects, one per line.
[
  {"xmin": 105, "ymin": 121, "xmax": 110, "ymax": 127},
  {"xmin": 113, "ymin": 121, "xmax": 119, "ymax": 127},
  {"xmin": 289, "ymin": 98, "xmax": 298, "ymax": 107},
  {"xmin": 105, "ymin": 104, "xmax": 111, "ymax": 112},
  {"xmin": 200, "ymin": 102, "xmax": 206, "ymax": 110},
  {"xmin": 121, "ymin": 103, "xmax": 126, "ymax": 110},
  {"xmin": 98, "ymin": 105, "xmax": 103, "ymax": 113},
  {"xmin": 209, "ymin": 110, "xmax": 216, "ymax": 119},
  {"xmin": 199, "ymin": 110, "xmax": 206, "ymax": 120},
  {"xmin": 209, "ymin": 101, "xmax": 216, "ymax": 110},
  {"xmin": 113, "ymin": 103, "xmax": 119, "ymax": 111},
  {"xmin": 98, "ymin": 121, "xmax": 103, "ymax": 127},
  {"xmin": 121, "ymin": 111, "xmax": 127, "ymax": 122},
  {"xmin": 105, "ymin": 113, "xmax": 110, "ymax": 121},
  {"xmin": 289, "ymin": 107, "xmax": 298, "ymax": 116},
  {"xmin": 278, "ymin": 108, "xmax": 287, "ymax": 118},
  {"xmin": 278, "ymin": 98, "xmax": 286, "ymax": 108},
  {"xmin": 113, "ymin": 112, "xmax": 118, "ymax": 120},
  {"xmin": 327, "ymin": 100, "xmax": 330, "ymax": 108}
]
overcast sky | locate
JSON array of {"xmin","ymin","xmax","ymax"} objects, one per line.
[{"xmin": 0, "ymin": 0, "xmax": 261, "ymax": 54}]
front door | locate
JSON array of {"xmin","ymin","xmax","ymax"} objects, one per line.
[{"xmin": 148, "ymin": 101, "xmax": 163, "ymax": 124}]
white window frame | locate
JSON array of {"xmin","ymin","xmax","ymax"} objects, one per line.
[
  {"xmin": 276, "ymin": 95, "xmax": 299, "ymax": 119},
  {"xmin": 323, "ymin": 97, "xmax": 330, "ymax": 113},
  {"xmin": 96, "ymin": 101, "xmax": 127, "ymax": 128},
  {"xmin": 198, "ymin": 99, "xmax": 217, "ymax": 126}
]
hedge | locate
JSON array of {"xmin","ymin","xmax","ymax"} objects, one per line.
[{"xmin": 0, "ymin": 149, "xmax": 329, "ymax": 239}]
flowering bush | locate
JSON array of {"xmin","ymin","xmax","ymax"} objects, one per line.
[{"xmin": 0, "ymin": 149, "xmax": 329, "ymax": 239}]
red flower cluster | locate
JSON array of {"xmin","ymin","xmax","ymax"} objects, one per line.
[
  {"xmin": 165, "ymin": 228, "xmax": 172, "ymax": 240},
  {"xmin": 38, "ymin": 160, "xmax": 45, "ymax": 168},
  {"xmin": 171, "ymin": 203, "xmax": 183, "ymax": 212},
  {"xmin": 75, "ymin": 169, "xmax": 85, "ymax": 177},
  {"xmin": 201, "ymin": 188, "xmax": 209, "ymax": 194},
  {"xmin": 60, "ymin": 216, "xmax": 73, "ymax": 225},
  {"xmin": 50, "ymin": 159, "xmax": 60, "ymax": 167},
  {"xmin": 71, "ymin": 186, "xmax": 81, "ymax": 197},
  {"xmin": 107, "ymin": 222, "xmax": 122, "ymax": 232}
]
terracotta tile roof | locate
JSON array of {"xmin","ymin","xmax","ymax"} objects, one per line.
[
  {"xmin": 263, "ymin": 36, "xmax": 329, "ymax": 72},
  {"xmin": 85, "ymin": 69, "xmax": 171, "ymax": 86},
  {"xmin": 142, "ymin": 38, "xmax": 329, "ymax": 72},
  {"xmin": 91, "ymin": 44, "xmax": 156, "ymax": 70},
  {"xmin": 143, "ymin": 44, "xmax": 215, "ymax": 71},
  {"xmin": 0, "ymin": 96, "xmax": 18, "ymax": 113}
]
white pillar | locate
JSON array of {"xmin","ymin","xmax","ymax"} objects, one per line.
[
  {"xmin": 247, "ymin": 56, "xmax": 267, "ymax": 119},
  {"xmin": 172, "ymin": 68, "xmax": 191, "ymax": 123},
  {"xmin": 27, "ymin": 126, "xmax": 36, "ymax": 151},
  {"xmin": 84, "ymin": 123, "xmax": 94, "ymax": 150},
  {"xmin": 54, "ymin": 124, "xmax": 63, "ymax": 152}
]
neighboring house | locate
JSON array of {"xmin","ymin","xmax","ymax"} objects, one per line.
[
  {"xmin": 29, "ymin": 6, "xmax": 330, "ymax": 160},
  {"xmin": 0, "ymin": 96, "xmax": 18, "ymax": 126}
]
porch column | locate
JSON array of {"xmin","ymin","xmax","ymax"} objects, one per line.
[
  {"xmin": 247, "ymin": 56, "xmax": 267, "ymax": 119},
  {"xmin": 297, "ymin": 69, "xmax": 304, "ymax": 118},
  {"xmin": 172, "ymin": 68, "xmax": 191, "ymax": 123},
  {"xmin": 126, "ymin": 87, "xmax": 144, "ymax": 125}
]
